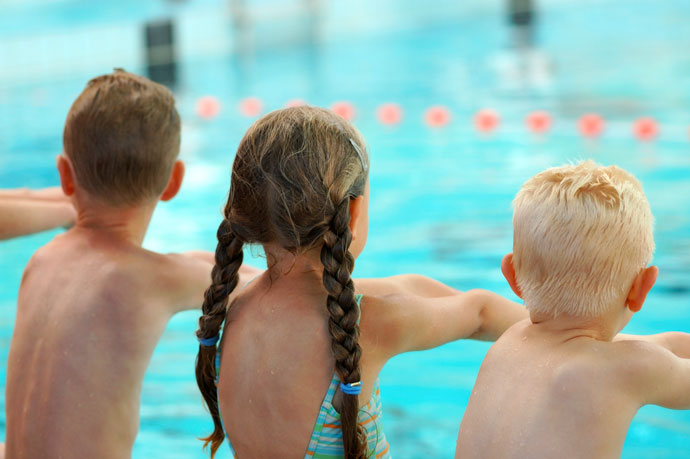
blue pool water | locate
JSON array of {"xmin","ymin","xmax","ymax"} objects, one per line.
[{"xmin": 1, "ymin": 1, "xmax": 690, "ymax": 457}]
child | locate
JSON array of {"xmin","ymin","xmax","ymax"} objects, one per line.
[
  {"xmin": 194, "ymin": 106, "xmax": 528, "ymax": 458},
  {"xmin": 456, "ymin": 161, "xmax": 690, "ymax": 458},
  {"xmin": 4, "ymin": 70, "xmax": 259, "ymax": 458},
  {"xmin": 0, "ymin": 187, "xmax": 76, "ymax": 240}
]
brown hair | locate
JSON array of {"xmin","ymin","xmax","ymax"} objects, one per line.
[
  {"xmin": 63, "ymin": 69, "xmax": 181, "ymax": 206},
  {"xmin": 195, "ymin": 106, "xmax": 369, "ymax": 458}
]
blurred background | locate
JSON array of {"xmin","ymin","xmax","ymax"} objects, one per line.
[{"xmin": 1, "ymin": 0, "xmax": 689, "ymax": 457}]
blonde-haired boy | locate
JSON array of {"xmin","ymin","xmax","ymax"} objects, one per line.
[{"xmin": 456, "ymin": 161, "xmax": 690, "ymax": 458}]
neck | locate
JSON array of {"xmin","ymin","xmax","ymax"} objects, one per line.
[
  {"xmin": 264, "ymin": 244, "xmax": 328, "ymax": 294},
  {"xmin": 529, "ymin": 304, "xmax": 628, "ymax": 342},
  {"xmin": 72, "ymin": 199, "xmax": 157, "ymax": 247}
]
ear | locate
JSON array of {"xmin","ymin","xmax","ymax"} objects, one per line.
[
  {"xmin": 56, "ymin": 155, "xmax": 75, "ymax": 196},
  {"xmin": 160, "ymin": 160, "xmax": 185, "ymax": 202},
  {"xmin": 626, "ymin": 266, "xmax": 658, "ymax": 313},
  {"xmin": 501, "ymin": 253, "xmax": 523, "ymax": 298},
  {"xmin": 348, "ymin": 195, "xmax": 364, "ymax": 238}
]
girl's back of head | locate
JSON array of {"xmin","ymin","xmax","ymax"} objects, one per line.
[
  {"xmin": 232, "ymin": 106, "xmax": 367, "ymax": 247},
  {"xmin": 196, "ymin": 106, "xmax": 370, "ymax": 458}
]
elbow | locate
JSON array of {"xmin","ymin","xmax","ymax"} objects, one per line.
[{"xmin": 466, "ymin": 289, "xmax": 494, "ymax": 341}]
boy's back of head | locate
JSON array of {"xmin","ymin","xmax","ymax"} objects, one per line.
[
  {"xmin": 63, "ymin": 69, "xmax": 180, "ymax": 207},
  {"xmin": 512, "ymin": 160, "xmax": 654, "ymax": 318}
]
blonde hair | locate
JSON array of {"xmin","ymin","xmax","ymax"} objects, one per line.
[{"xmin": 512, "ymin": 161, "xmax": 654, "ymax": 317}]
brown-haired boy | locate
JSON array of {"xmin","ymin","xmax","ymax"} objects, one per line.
[
  {"xmin": 4, "ymin": 70, "xmax": 259, "ymax": 458},
  {"xmin": 455, "ymin": 161, "xmax": 690, "ymax": 458}
]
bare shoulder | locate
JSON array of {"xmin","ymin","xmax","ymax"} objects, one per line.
[
  {"xmin": 358, "ymin": 292, "xmax": 447, "ymax": 329},
  {"xmin": 609, "ymin": 338, "xmax": 690, "ymax": 408},
  {"xmin": 358, "ymin": 293, "xmax": 402, "ymax": 332},
  {"xmin": 134, "ymin": 250, "xmax": 260, "ymax": 313},
  {"xmin": 488, "ymin": 318, "xmax": 530, "ymax": 348},
  {"xmin": 358, "ymin": 290, "xmax": 487, "ymax": 359},
  {"xmin": 355, "ymin": 274, "xmax": 459, "ymax": 298},
  {"xmin": 19, "ymin": 235, "xmax": 74, "ymax": 287},
  {"xmin": 21, "ymin": 242, "xmax": 51, "ymax": 275},
  {"xmin": 19, "ymin": 239, "xmax": 149, "ymax": 320},
  {"xmin": 609, "ymin": 338, "xmax": 671, "ymax": 374},
  {"xmin": 564, "ymin": 338, "xmax": 663, "ymax": 381},
  {"xmin": 54, "ymin": 246, "xmax": 210, "ymax": 312},
  {"xmin": 357, "ymin": 294, "xmax": 406, "ymax": 361},
  {"xmin": 138, "ymin": 250, "xmax": 213, "ymax": 311},
  {"xmin": 149, "ymin": 251, "xmax": 208, "ymax": 280}
]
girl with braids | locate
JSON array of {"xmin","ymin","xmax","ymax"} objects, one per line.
[{"xmin": 195, "ymin": 106, "xmax": 528, "ymax": 458}]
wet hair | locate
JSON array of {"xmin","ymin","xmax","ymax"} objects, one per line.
[
  {"xmin": 195, "ymin": 106, "xmax": 369, "ymax": 458},
  {"xmin": 512, "ymin": 160, "xmax": 655, "ymax": 317},
  {"xmin": 63, "ymin": 69, "xmax": 180, "ymax": 206}
]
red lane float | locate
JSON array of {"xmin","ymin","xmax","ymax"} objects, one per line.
[
  {"xmin": 331, "ymin": 101, "xmax": 356, "ymax": 121},
  {"xmin": 239, "ymin": 97, "xmax": 263, "ymax": 117},
  {"xmin": 195, "ymin": 96, "xmax": 221, "ymax": 120},
  {"xmin": 578, "ymin": 113, "xmax": 604, "ymax": 138},
  {"xmin": 424, "ymin": 105, "xmax": 451, "ymax": 128},
  {"xmin": 199, "ymin": 97, "xmax": 681, "ymax": 141},
  {"xmin": 474, "ymin": 109, "xmax": 500, "ymax": 133},
  {"xmin": 526, "ymin": 110, "xmax": 552, "ymax": 134},
  {"xmin": 633, "ymin": 117, "xmax": 659, "ymax": 141},
  {"xmin": 377, "ymin": 103, "xmax": 403, "ymax": 126}
]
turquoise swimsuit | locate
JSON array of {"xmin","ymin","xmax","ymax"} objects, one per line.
[{"xmin": 215, "ymin": 294, "xmax": 391, "ymax": 458}]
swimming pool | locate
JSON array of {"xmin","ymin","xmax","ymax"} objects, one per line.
[{"xmin": 1, "ymin": 0, "xmax": 690, "ymax": 457}]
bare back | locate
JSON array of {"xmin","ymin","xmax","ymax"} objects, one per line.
[
  {"xmin": 5, "ymin": 230, "xmax": 209, "ymax": 458},
  {"xmin": 217, "ymin": 274, "xmax": 385, "ymax": 458},
  {"xmin": 456, "ymin": 321, "xmax": 640, "ymax": 459}
]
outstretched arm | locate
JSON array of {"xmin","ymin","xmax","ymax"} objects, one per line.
[
  {"xmin": 619, "ymin": 339, "xmax": 690, "ymax": 410},
  {"xmin": 0, "ymin": 187, "xmax": 68, "ymax": 201},
  {"xmin": 615, "ymin": 332, "xmax": 690, "ymax": 359},
  {"xmin": 186, "ymin": 250, "xmax": 263, "ymax": 291},
  {"xmin": 163, "ymin": 251, "xmax": 263, "ymax": 313},
  {"xmin": 355, "ymin": 274, "xmax": 460, "ymax": 298},
  {"xmin": 0, "ymin": 188, "xmax": 75, "ymax": 241},
  {"xmin": 363, "ymin": 289, "xmax": 527, "ymax": 360},
  {"xmin": 469, "ymin": 290, "xmax": 529, "ymax": 341}
]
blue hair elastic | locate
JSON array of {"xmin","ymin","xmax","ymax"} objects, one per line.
[
  {"xmin": 198, "ymin": 335, "xmax": 220, "ymax": 347},
  {"xmin": 339, "ymin": 381, "xmax": 362, "ymax": 395}
]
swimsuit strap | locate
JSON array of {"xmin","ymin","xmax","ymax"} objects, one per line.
[
  {"xmin": 355, "ymin": 293, "xmax": 363, "ymax": 325},
  {"xmin": 304, "ymin": 374, "xmax": 341, "ymax": 457},
  {"xmin": 214, "ymin": 350, "xmax": 221, "ymax": 386}
]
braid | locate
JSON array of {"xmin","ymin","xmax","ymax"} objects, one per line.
[
  {"xmin": 320, "ymin": 198, "xmax": 368, "ymax": 459},
  {"xmin": 195, "ymin": 218, "xmax": 244, "ymax": 458}
]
